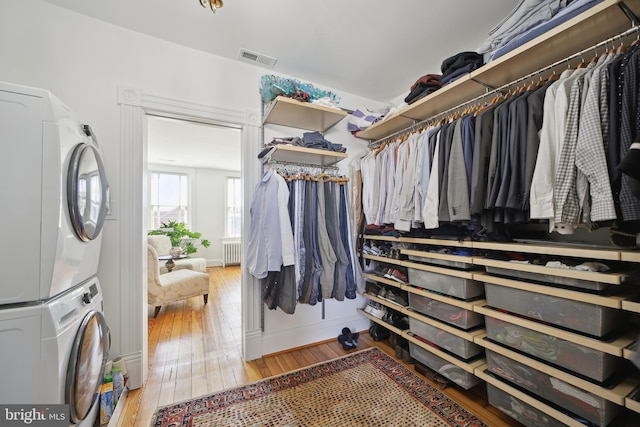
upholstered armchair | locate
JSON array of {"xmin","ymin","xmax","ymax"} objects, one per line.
[
  {"xmin": 147, "ymin": 235, "xmax": 207, "ymax": 273},
  {"xmin": 147, "ymin": 245, "xmax": 210, "ymax": 317}
]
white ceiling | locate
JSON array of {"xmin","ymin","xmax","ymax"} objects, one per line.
[
  {"xmin": 41, "ymin": 0, "xmax": 517, "ymax": 103},
  {"xmin": 43, "ymin": 0, "xmax": 518, "ymax": 171},
  {"xmin": 147, "ymin": 115, "xmax": 241, "ymax": 171}
]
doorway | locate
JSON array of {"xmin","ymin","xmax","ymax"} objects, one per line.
[
  {"xmin": 117, "ymin": 87, "xmax": 264, "ymax": 392},
  {"xmin": 146, "ymin": 115, "xmax": 242, "ymax": 267}
]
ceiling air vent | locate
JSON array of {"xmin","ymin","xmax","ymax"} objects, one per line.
[{"xmin": 238, "ymin": 48, "xmax": 278, "ymax": 68}]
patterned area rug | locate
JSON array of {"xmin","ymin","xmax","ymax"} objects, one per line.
[{"xmin": 152, "ymin": 347, "xmax": 486, "ymax": 427}]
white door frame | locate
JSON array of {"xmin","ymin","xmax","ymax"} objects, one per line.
[{"xmin": 116, "ymin": 86, "xmax": 263, "ymax": 389}]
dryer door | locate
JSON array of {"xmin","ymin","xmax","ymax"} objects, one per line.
[
  {"xmin": 67, "ymin": 142, "xmax": 109, "ymax": 242},
  {"xmin": 65, "ymin": 310, "xmax": 109, "ymax": 424}
]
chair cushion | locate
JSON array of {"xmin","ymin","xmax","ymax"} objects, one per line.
[
  {"xmin": 149, "ymin": 269, "xmax": 210, "ymax": 306},
  {"xmin": 148, "ymin": 235, "xmax": 172, "ymax": 256}
]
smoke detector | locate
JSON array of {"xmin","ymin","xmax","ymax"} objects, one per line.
[{"xmin": 238, "ymin": 48, "xmax": 278, "ymax": 68}]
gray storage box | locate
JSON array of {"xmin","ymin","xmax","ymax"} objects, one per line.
[
  {"xmin": 409, "ymin": 342, "xmax": 481, "ymax": 389},
  {"xmin": 408, "ymin": 293, "xmax": 484, "ymax": 330},
  {"xmin": 408, "ymin": 267, "xmax": 484, "ymax": 299},
  {"xmin": 486, "ymin": 350, "xmax": 622, "ymax": 426},
  {"xmin": 487, "ymin": 383, "xmax": 565, "ymax": 427},
  {"xmin": 485, "ymin": 315, "xmax": 622, "ymax": 383},
  {"xmin": 485, "ymin": 266, "xmax": 609, "ymax": 291},
  {"xmin": 484, "ymin": 283, "xmax": 623, "ymax": 337},
  {"xmin": 409, "ymin": 316, "xmax": 483, "ymax": 360}
]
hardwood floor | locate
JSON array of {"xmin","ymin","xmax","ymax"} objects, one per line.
[{"xmin": 116, "ymin": 265, "xmax": 522, "ymax": 426}]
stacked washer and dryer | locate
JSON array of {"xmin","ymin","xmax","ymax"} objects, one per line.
[{"xmin": 0, "ymin": 82, "xmax": 110, "ymax": 426}]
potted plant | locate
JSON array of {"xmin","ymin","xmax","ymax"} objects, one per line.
[{"xmin": 148, "ymin": 221, "xmax": 211, "ymax": 256}]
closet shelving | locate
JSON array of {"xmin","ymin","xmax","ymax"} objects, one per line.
[
  {"xmin": 355, "ymin": 0, "xmax": 640, "ymax": 142},
  {"xmin": 264, "ymin": 144, "xmax": 347, "ymax": 166},
  {"xmin": 361, "ymin": 235, "xmax": 487, "ymax": 387},
  {"xmin": 353, "ymin": 1, "xmax": 640, "ymax": 423},
  {"xmin": 360, "ymin": 250, "xmax": 408, "ymax": 333},
  {"xmin": 263, "ymin": 96, "xmax": 347, "ymax": 132},
  {"xmin": 358, "ymin": 234, "xmax": 640, "ymax": 423},
  {"xmin": 262, "ymin": 96, "xmax": 348, "ymax": 167}
]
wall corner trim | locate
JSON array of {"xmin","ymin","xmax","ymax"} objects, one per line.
[{"xmin": 117, "ymin": 86, "xmax": 141, "ymax": 107}]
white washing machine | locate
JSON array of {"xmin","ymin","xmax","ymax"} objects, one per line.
[
  {"xmin": 0, "ymin": 277, "xmax": 109, "ymax": 426},
  {"xmin": 0, "ymin": 82, "xmax": 109, "ymax": 305}
]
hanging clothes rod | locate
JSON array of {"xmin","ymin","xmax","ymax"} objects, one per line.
[{"xmin": 368, "ymin": 24, "xmax": 640, "ymax": 149}]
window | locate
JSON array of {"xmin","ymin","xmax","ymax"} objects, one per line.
[
  {"xmin": 226, "ymin": 177, "xmax": 241, "ymax": 237},
  {"xmin": 149, "ymin": 172, "xmax": 189, "ymax": 229}
]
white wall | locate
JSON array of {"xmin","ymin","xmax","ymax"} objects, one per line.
[
  {"xmin": 0, "ymin": 0, "xmax": 380, "ymax": 386},
  {"xmin": 148, "ymin": 163, "xmax": 241, "ymax": 265}
]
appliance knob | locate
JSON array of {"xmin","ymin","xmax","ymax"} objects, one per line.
[{"xmin": 82, "ymin": 293, "xmax": 92, "ymax": 304}]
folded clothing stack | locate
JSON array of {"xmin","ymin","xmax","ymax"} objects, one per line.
[
  {"xmin": 404, "ymin": 73, "xmax": 443, "ymax": 104},
  {"xmin": 260, "ymin": 131, "xmax": 346, "ymax": 155},
  {"xmin": 440, "ymin": 51, "xmax": 484, "ymax": 85}
]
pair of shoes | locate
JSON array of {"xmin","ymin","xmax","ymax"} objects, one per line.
[
  {"xmin": 366, "ymin": 282, "xmax": 382, "ymax": 296},
  {"xmin": 401, "ymin": 347, "xmax": 414, "ymax": 364},
  {"xmin": 338, "ymin": 327, "xmax": 359, "ymax": 351},
  {"xmin": 380, "ymin": 289, "xmax": 408, "ymax": 307},
  {"xmin": 364, "ymin": 301, "xmax": 387, "ymax": 319},
  {"xmin": 388, "ymin": 247, "xmax": 408, "ymax": 260},
  {"xmin": 364, "ymin": 302, "xmax": 387, "ymax": 319},
  {"xmin": 385, "ymin": 268, "xmax": 408, "ymax": 284}
]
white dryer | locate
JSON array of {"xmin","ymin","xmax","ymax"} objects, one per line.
[
  {"xmin": 0, "ymin": 277, "xmax": 109, "ymax": 426},
  {"xmin": 0, "ymin": 82, "xmax": 109, "ymax": 305}
]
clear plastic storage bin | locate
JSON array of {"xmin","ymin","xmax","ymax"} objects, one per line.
[
  {"xmin": 486, "ymin": 349, "xmax": 622, "ymax": 426},
  {"xmin": 408, "ymin": 342, "xmax": 481, "ymax": 390},
  {"xmin": 409, "ymin": 316, "xmax": 483, "ymax": 360},
  {"xmin": 485, "ymin": 315, "xmax": 622, "ymax": 383},
  {"xmin": 487, "ymin": 383, "xmax": 566, "ymax": 427},
  {"xmin": 408, "ymin": 293, "xmax": 484, "ymax": 330},
  {"xmin": 484, "ymin": 283, "xmax": 623, "ymax": 337},
  {"xmin": 407, "ymin": 267, "xmax": 484, "ymax": 299}
]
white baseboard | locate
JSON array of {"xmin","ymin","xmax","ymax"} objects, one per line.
[
  {"xmin": 116, "ymin": 351, "xmax": 143, "ymax": 390},
  {"xmin": 260, "ymin": 313, "xmax": 370, "ymax": 356}
]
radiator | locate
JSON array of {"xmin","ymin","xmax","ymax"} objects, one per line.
[{"xmin": 222, "ymin": 239, "xmax": 241, "ymax": 267}]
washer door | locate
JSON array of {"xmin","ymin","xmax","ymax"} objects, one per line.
[
  {"xmin": 65, "ymin": 310, "xmax": 109, "ymax": 424},
  {"xmin": 67, "ymin": 143, "xmax": 109, "ymax": 242}
]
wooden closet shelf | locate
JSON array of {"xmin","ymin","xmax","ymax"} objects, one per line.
[
  {"xmin": 362, "ymin": 273, "xmax": 404, "ymax": 289},
  {"xmin": 362, "ymin": 253, "xmax": 403, "ymax": 266},
  {"xmin": 402, "ymin": 331, "xmax": 486, "ymax": 374},
  {"xmin": 472, "ymin": 240, "xmax": 622, "ymax": 260},
  {"xmin": 622, "ymin": 299, "xmax": 640, "ymax": 313},
  {"xmin": 264, "ymin": 144, "xmax": 347, "ymax": 166},
  {"xmin": 402, "ymin": 249, "xmax": 475, "ymax": 265},
  {"xmin": 402, "ymin": 284, "xmax": 486, "ymax": 311},
  {"xmin": 402, "ymin": 260, "xmax": 479, "ymax": 280},
  {"xmin": 626, "ymin": 394, "xmax": 640, "ymax": 415},
  {"xmin": 476, "ymin": 273, "xmax": 631, "ymax": 309},
  {"xmin": 474, "ymin": 305, "xmax": 636, "ymax": 356},
  {"xmin": 362, "ymin": 235, "xmax": 475, "ymax": 247},
  {"xmin": 402, "ymin": 307, "xmax": 486, "ymax": 341},
  {"xmin": 356, "ymin": 0, "xmax": 640, "ymax": 142},
  {"xmin": 476, "ymin": 334, "xmax": 637, "ymax": 405},
  {"xmin": 475, "ymin": 366, "xmax": 594, "ymax": 427},
  {"xmin": 357, "ymin": 308, "xmax": 407, "ymax": 336},
  {"xmin": 363, "ymin": 292, "xmax": 407, "ymax": 311},
  {"xmin": 473, "ymin": 257, "xmax": 630, "ymax": 285},
  {"xmin": 263, "ymin": 96, "xmax": 347, "ymax": 132}
]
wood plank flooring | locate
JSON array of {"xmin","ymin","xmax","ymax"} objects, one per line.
[{"xmin": 116, "ymin": 265, "xmax": 522, "ymax": 426}]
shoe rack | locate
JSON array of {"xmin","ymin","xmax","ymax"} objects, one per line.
[{"xmin": 358, "ymin": 234, "xmax": 640, "ymax": 425}]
